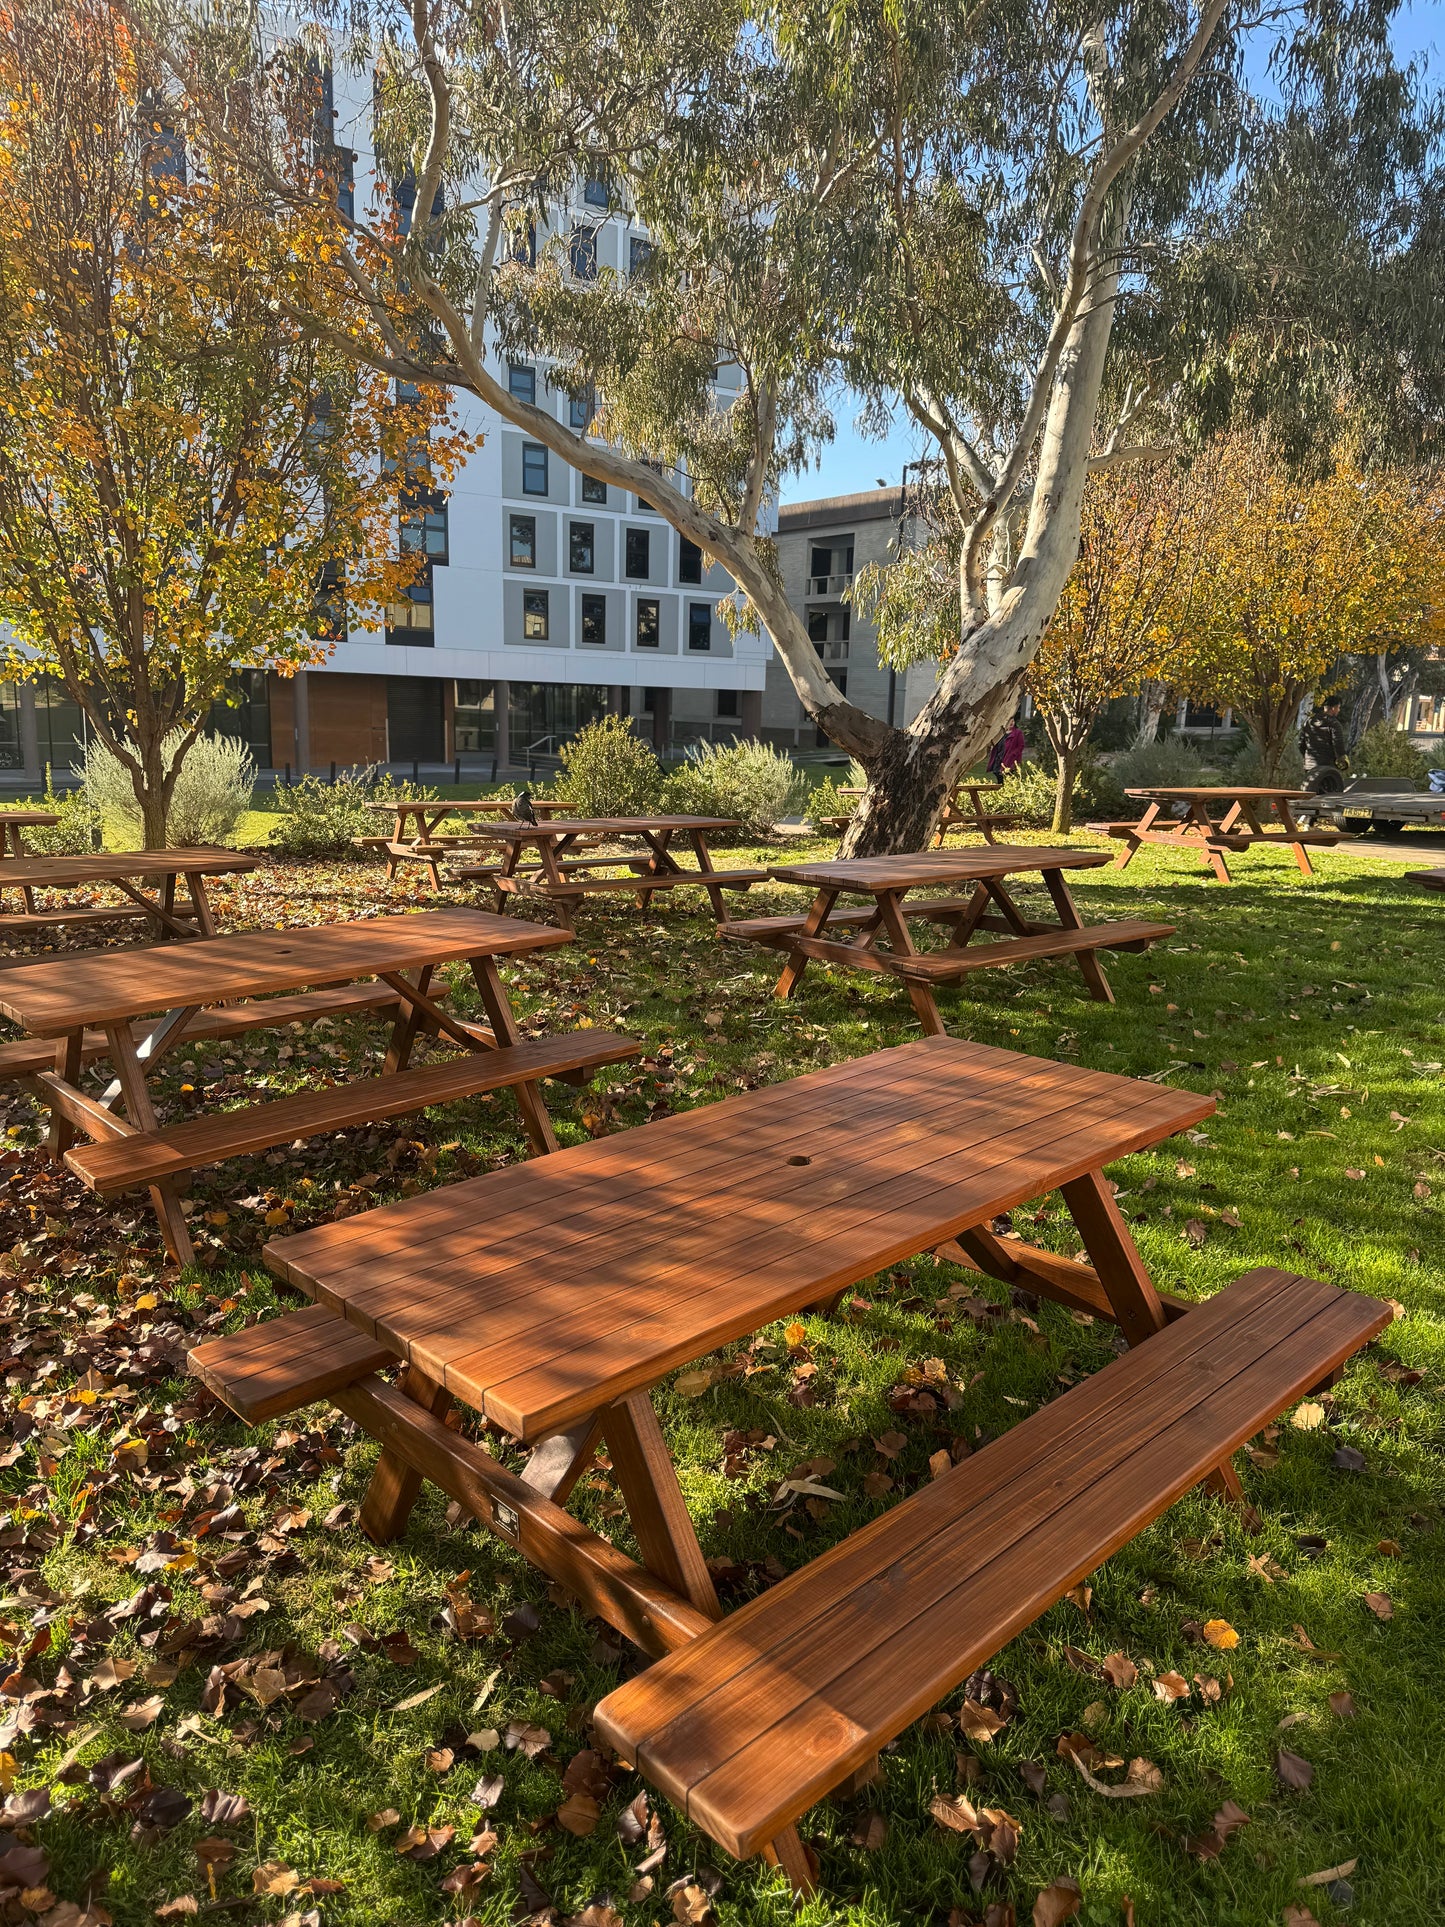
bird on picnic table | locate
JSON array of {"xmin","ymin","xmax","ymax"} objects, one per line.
[{"xmin": 511, "ymin": 789, "xmax": 538, "ymax": 824}]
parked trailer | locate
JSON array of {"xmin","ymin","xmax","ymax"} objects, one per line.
[{"xmin": 1304, "ymin": 779, "xmax": 1445, "ymax": 835}]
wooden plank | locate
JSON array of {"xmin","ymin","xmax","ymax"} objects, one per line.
[
  {"xmin": 189, "ymin": 1306, "xmax": 396, "ymax": 1422},
  {"xmin": 0, "ymin": 904, "xmax": 157, "ymax": 932},
  {"xmin": 769, "ymin": 848, "xmax": 1112, "ymax": 892},
  {"xmin": 603, "ymin": 1394, "xmax": 723, "ymax": 1620},
  {"xmin": 536, "ymin": 869, "xmax": 766, "ymax": 897},
  {"xmin": 0, "ymin": 909, "xmax": 572, "ymax": 1038},
  {"xmin": 360, "ymin": 1365, "xmax": 452, "ymax": 1542},
  {"xmin": 333, "ymin": 1374, "xmax": 713, "ymax": 1657},
  {"xmin": 887, "ymin": 921, "xmax": 1174, "ymax": 979},
  {"xmin": 65, "ymin": 1031, "xmax": 639, "ymax": 1191},
  {"xmin": 593, "ymin": 1273, "xmax": 1389, "ymax": 1856}
]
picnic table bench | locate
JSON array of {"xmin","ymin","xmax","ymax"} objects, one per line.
[
  {"xmin": 188, "ymin": 1036, "xmax": 1388, "ymax": 1895},
  {"xmin": 0, "ymin": 848, "xmax": 255, "ymax": 939},
  {"xmin": 1091, "ymin": 787, "xmax": 1348, "ymax": 883},
  {"xmin": 452, "ymin": 816, "xmax": 767, "ymax": 930},
  {"xmin": 817, "ymin": 781, "xmax": 1020, "ymax": 844},
  {"xmin": 0, "ymin": 907, "xmax": 637, "ymax": 1264},
  {"xmin": 361, "ymin": 797, "xmax": 574, "ymax": 887},
  {"xmin": 723, "ymin": 847, "xmax": 1172, "ymax": 1034},
  {"xmin": 1407, "ymin": 868, "xmax": 1445, "ymax": 891}
]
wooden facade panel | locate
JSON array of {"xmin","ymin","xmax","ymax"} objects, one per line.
[{"xmin": 310, "ymin": 673, "xmax": 389, "ymax": 770}]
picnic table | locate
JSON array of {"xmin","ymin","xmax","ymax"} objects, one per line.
[
  {"xmin": 190, "ymin": 1035, "xmax": 1388, "ymax": 1894},
  {"xmin": 0, "ymin": 848, "xmax": 256, "ymax": 940},
  {"xmin": 1091, "ymin": 786, "xmax": 1347, "ymax": 882},
  {"xmin": 1407, "ymin": 868, "xmax": 1445, "ymax": 891},
  {"xmin": 722, "ymin": 847, "xmax": 1174, "ymax": 1034},
  {"xmin": 0, "ymin": 906, "xmax": 637, "ymax": 1264},
  {"xmin": 0, "ymin": 811, "xmax": 60, "ymax": 917},
  {"xmin": 363, "ymin": 797, "xmax": 574, "ymax": 886},
  {"xmin": 452, "ymin": 816, "xmax": 768, "ymax": 930},
  {"xmin": 835, "ymin": 779, "xmax": 1020, "ymax": 846}
]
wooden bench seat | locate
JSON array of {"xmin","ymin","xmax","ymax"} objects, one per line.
[
  {"xmin": 593, "ymin": 1268, "xmax": 1390, "ymax": 1863},
  {"xmin": 1086, "ymin": 820, "xmax": 1252, "ymax": 849},
  {"xmin": 886, "ymin": 919, "xmax": 1173, "ymax": 978},
  {"xmin": 718, "ymin": 899, "xmax": 984, "ymax": 944},
  {"xmin": 189, "ymin": 1303, "xmax": 396, "ymax": 1422},
  {"xmin": 0, "ymin": 982, "xmax": 448, "ymax": 1083},
  {"xmin": 0, "ymin": 903, "xmax": 159, "ymax": 932},
  {"xmin": 535, "ymin": 868, "xmax": 767, "ymax": 898},
  {"xmin": 64, "ymin": 1030, "xmax": 639, "ymax": 1193}
]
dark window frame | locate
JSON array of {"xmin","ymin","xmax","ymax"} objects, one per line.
[
  {"xmin": 568, "ymin": 521, "xmax": 595, "ymax": 574},
  {"xmin": 635, "ymin": 597, "xmax": 661, "ymax": 648},
  {"xmin": 508, "ymin": 513, "xmax": 537, "ymax": 569},
  {"xmin": 624, "ymin": 527, "xmax": 650, "ymax": 579},
  {"xmin": 581, "ymin": 474, "xmax": 607, "ymax": 504},
  {"xmin": 687, "ymin": 602, "xmax": 712, "ymax": 652},
  {"xmin": 679, "ymin": 538, "xmax": 703, "ymax": 584},
  {"xmin": 580, "ymin": 593, "xmax": 607, "ymax": 646},
  {"xmin": 508, "ymin": 363, "xmax": 537, "ymax": 405},
  {"xmin": 522, "ymin": 588, "xmax": 550, "ymax": 641},
  {"xmin": 521, "ymin": 443, "xmax": 549, "ymax": 496}
]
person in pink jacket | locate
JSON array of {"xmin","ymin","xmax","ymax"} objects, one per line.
[{"xmin": 986, "ymin": 715, "xmax": 1027, "ymax": 778}]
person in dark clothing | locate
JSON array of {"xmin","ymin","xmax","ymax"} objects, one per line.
[{"xmin": 1299, "ymin": 696, "xmax": 1348, "ymax": 793}]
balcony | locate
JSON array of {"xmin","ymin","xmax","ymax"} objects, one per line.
[{"xmin": 806, "ymin": 571, "xmax": 854, "ymax": 597}]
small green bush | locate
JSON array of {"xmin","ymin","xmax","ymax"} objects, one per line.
[
  {"xmin": 663, "ymin": 740, "xmax": 802, "ymax": 838},
  {"xmin": 805, "ymin": 774, "xmax": 855, "ymax": 831},
  {"xmin": 1110, "ymin": 736, "xmax": 1210, "ymax": 791},
  {"xmin": 1223, "ymin": 730, "xmax": 1305, "ymax": 787},
  {"xmin": 992, "ymin": 760, "xmax": 1055, "ymax": 828},
  {"xmin": 20, "ymin": 775, "xmax": 100, "ymax": 854},
  {"xmin": 268, "ymin": 767, "xmax": 428, "ymax": 858},
  {"xmin": 555, "ymin": 716, "xmax": 663, "ymax": 818},
  {"xmin": 1355, "ymin": 722, "xmax": 1429, "ymax": 784},
  {"xmin": 81, "ymin": 730, "xmax": 255, "ymax": 846}
]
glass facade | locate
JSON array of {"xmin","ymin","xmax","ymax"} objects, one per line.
[{"xmin": 508, "ymin": 683, "xmax": 607, "ymax": 749}]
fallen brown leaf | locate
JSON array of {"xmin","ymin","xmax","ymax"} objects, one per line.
[
  {"xmin": 1153, "ymin": 1671, "xmax": 1190, "ymax": 1703},
  {"xmin": 1298, "ymin": 1858, "xmax": 1358, "ymax": 1888},
  {"xmin": 1275, "ymin": 1749, "xmax": 1315, "ymax": 1791},
  {"xmin": 1102, "ymin": 1653, "xmax": 1137, "ymax": 1690},
  {"xmin": 1032, "ymin": 1877, "xmax": 1082, "ymax": 1927},
  {"xmin": 1363, "ymin": 1592, "xmax": 1394, "ymax": 1620}
]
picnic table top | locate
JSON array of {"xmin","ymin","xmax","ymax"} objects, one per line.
[
  {"xmin": 468, "ymin": 815, "xmax": 739, "ymax": 839},
  {"xmin": 265, "ymin": 1034, "xmax": 1213, "ymax": 1441},
  {"xmin": 365, "ymin": 798, "xmax": 573, "ymax": 817},
  {"xmin": 840, "ymin": 780, "xmax": 1004, "ymax": 799},
  {"xmin": 1123, "ymin": 786, "xmax": 1311, "ymax": 802},
  {"xmin": 0, "ymin": 849, "xmax": 258, "ymax": 888},
  {"xmin": 0, "ymin": 810, "xmax": 61, "ymax": 828},
  {"xmin": 769, "ymin": 846, "xmax": 1112, "ymax": 892},
  {"xmin": 0, "ymin": 906, "xmax": 568, "ymax": 1038}
]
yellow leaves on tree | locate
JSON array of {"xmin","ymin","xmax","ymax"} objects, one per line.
[
  {"xmin": 1174, "ymin": 429, "xmax": 1445, "ymax": 778},
  {"xmin": 1027, "ymin": 461, "xmax": 1199, "ymax": 831},
  {"xmin": 0, "ymin": 0, "xmax": 476, "ymax": 845}
]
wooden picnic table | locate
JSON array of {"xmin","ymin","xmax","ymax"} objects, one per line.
[
  {"xmin": 836, "ymin": 779, "xmax": 1020, "ymax": 846},
  {"xmin": 723, "ymin": 847, "xmax": 1173, "ymax": 1034},
  {"xmin": 1407, "ymin": 868, "xmax": 1445, "ymax": 891},
  {"xmin": 1091, "ymin": 786, "xmax": 1347, "ymax": 882},
  {"xmin": 0, "ymin": 811, "xmax": 61, "ymax": 917},
  {"xmin": 452, "ymin": 816, "xmax": 768, "ymax": 931},
  {"xmin": 0, "ymin": 848, "xmax": 256, "ymax": 939},
  {"xmin": 189, "ymin": 1034, "xmax": 1388, "ymax": 1894},
  {"xmin": 0, "ymin": 906, "xmax": 637, "ymax": 1265},
  {"xmin": 363, "ymin": 797, "xmax": 574, "ymax": 886}
]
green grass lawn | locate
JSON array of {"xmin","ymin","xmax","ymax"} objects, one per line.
[{"xmin": 0, "ymin": 833, "xmax": 1439, "ymax": 1927}]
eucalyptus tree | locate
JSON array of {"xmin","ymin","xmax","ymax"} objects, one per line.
[{"xmin": 151, "ymin": 0, "xmax": 1437, "ymax": 850}]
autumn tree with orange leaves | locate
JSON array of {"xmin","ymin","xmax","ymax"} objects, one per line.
[{"xmin": 0, "ymin": 0, "xmax": 469, "ymax": 845}]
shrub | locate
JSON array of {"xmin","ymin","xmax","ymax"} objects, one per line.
[
  {"xmin": 21, "ymin": 774, "xmax": 100, "ymax": 854},
  {"xmin": 1355, "ymin": 722, "xmax": 1430, "ymax": 784},
  {"xmin": 991, "ymin": 760, "xmax": 1056, "ymax": 828},
  {"xmin": 663, "ymin": 739, "xmax": 802, "ymax": 837},
  {"xmin": 1222, "ymin": 729, "xmax": 1304, "ymax": 787},
  {"xmin": 267, "ymin": 766, "xmax": 429, "ymax": 859},
  {"xmin": 555, "ymin": 716, "xmax": 663, "ymax": 818},
  {"xmin": 81, "ymin": 731, "xmax": 255, "ymax": 847},
  {"xmin": 1110, "ymin": 736, "xmax": 1210, "ymax": 792},
  {"xmin": 805, "ymin": 774, "xmax": 855, "ymax": 831}
]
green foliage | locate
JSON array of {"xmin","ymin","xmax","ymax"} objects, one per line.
[
  {"xmin": 81, "ymin": 731, "xmax": 255, "ymax": 847},
  {"xmin": 851, "ymin": 544, "xmax": 958, "ymax": 671},
  {"xmin": 267, "ymin": 767, "xmax": 425, "ymax": 859},
  {"xmin": 804, "ymin": 774, "xmax": 856, "ymax": 830},
  {"xmin": 556, "ymin": 716, "xmax": 663, "ymax": 819},
  {"xmin": 662, "ymin": 740, "xmax": 802, "ymax": 837},
  {"xmin": 991, "ymin": 760, "xmax": 1056, "ymax": 828},
  {"xmin": 1110, "ymin": 737, "xmax": 1211, "ymax": 791},
  {"xmin": 1223, "ymin": 730, "xmax": 1306, "ymax": 788},
  {"xmin": 19, "ymin": 775, "xmax": 99, "ymax": 854},
  {"xmin": 1356, "ymin": 722, "xmax": 1430, "ymax": 783}
]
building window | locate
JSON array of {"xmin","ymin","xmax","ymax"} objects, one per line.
[
  {"xmin": 569, "ymin": 522, "xmax": 595, "ymax": 573},
  {"xmin": 629, "ymin": 235, "xmax": 652, "ymax": 276},
  {"xmin": 509, "ymin": 514, "xmax": 537, "ymax": 568},
  {"xmin": 522, "ymin": 443, "xmax": 548, "ymax": 495},
  {"xmin": 387, "ymin": 563, "xmax": 434, "ymax": 644},
  {"xmin": 688, "ymin": 602, "xmax": 712, "ymax": 652},
  {"xmin": 523, "ymin": 589, "xmax": 549, "ymax": 640},
  {"xmin": 582, "ymin": 474, "xmax": 607, "ymax": 504},
  {"xmin": 625, "ymin": 528, "xmax": 650, "ymax": 578},
  {"xmin": 569, "ymin": 224, "xmax": 598, "ymax": 281},
  {"xmin": 679, "ymin": 538, "xmax": 703, "ymax": 584},
  {"xmin": 636, "ymin": 598, "xmax": 660, "ymax": 648},
  {"xmin": 401, "ymin": 493, "xmax": 449, "ymax": 563},
  {"xmin": 508, "ymin": 363, "xmax": 536, "ymax": 405},
  {"xmin": 583, "ymin": 165, "xmax": 609, "ymax": 209},
  {"xmin": 642, "ymin": 687, "xmax": 661, "ymax": 711},
  {"xmin": 569, "ymin": 390, "xmax": 595, "ymax": 432},
  {"xmin": 716, "ymin": 690, "xmax": 739, "ymax": 718},
  {"xmin": 581, "ymin": 594, "xmax": 607, "ymax": 646}
]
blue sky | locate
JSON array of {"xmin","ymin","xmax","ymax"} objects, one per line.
[{"xmin": 781, "ymin": 0, "xmax": 1441, "ymax": 506}]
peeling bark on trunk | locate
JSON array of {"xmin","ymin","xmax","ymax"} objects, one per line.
[
  {"xmin": 1052, "ymin": 746, "xmax": 1078, "ymax": 833},
  {"xmin": 1135, "ymin": 680, "xmax": 1169, "ymax": 744}
]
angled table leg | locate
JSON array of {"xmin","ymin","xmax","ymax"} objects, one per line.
[
  {"xmin": 468, "ymin": 954, "xmax": 560, "ymax": 1154},
  {"xmin": 774, "ymin": 887, "xmax": 838, "ymax": 1000},
  {"xmin": 687, "ymin": 829, "xmax": 730, "ymax": 923},
  {"xmin": 1041, "ymin": 867, "xmax": 1114, "ymax": 1004},
  {"xmin": 47, "ymin": 1030, "xmax": 84, "ymax": 1157},
  {"xmin": 873, "ymin": 889, "xmax": 947, "ymax": 1035},
  {"xmin": 533, "ymin": 834, "xmax": 575, "ymax": 932},
  {"xmin": 101, "ymin": 1021, "xmax": 194, "ymax": 1265},
  {"xmin": 359, "ymin": 1362, "xmax": 453, "ymax": 1541},
  {"xmin": 186, "ymin": 871, "xmax": 218, "ymax": 938},
  {"xmin": 1272, "ymin": 798, "xmax": 1316, "ymax": 876},
  {"xmin": 634, "ymin": 828, "xmax": 682, "ymax": 913},
  {"xmin": 382, "ymin": 963, "xmax": 435, "ymax": 1073},
  {"xmin": 602, "ymin": 1391, "xmax": 721, "ymax": 1621},
  {"xmin": 1113, "ymin": 803, "xmax": 1160, "ymax": 869}
]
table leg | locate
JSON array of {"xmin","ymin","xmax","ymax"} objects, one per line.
[
  {"xmin": 493, "ymin": 838, "xmax": 523, "ymax": 913},
  {"xmin": 1113, "ymin": 803, "xmax": 1159, "ymax": 869},
  {"xmin": 383, "ymin": 963, "xmax": 435, "ymax": 1073},
  {"xmin": 534, "ymin": 837, "xmax": 575, "ymax": 932},
  {"xmin": 1274, "ymin": 799, "xmax": 1315, "ymax": 876},
  {"xmin": 47, "ymin": 1031, "xmax": 83, "ymax": 1157},
  {"xmin": 359, "ymin": 1363, "xmax": 453, "ymax": 1542},
  {"xmin": 520, "ymin": 1415, "xmax": 605, "ymax": 1503},
  {"xmin": 110, "ymin": 875, "xmax": 205, "ymax": 942},
  {"xmin": 385, "ymin": 811, "xmax": 403, "ymax": 883},
  {"xmin": 874, "ymin": 890, "xmax": 947, "ymax": 1036},
  {"xmin": 187, "ymin": 872, "xmax": 218, "ymax": 938},
  {"xmin": 1041, "ymin": 868, "xmax": 1114, "ymax": 1004},
  {"xmin": 101, "ymin": 1022, "xmax": 194, "ymax": 1265},
  {"xmin": 602, "ymin": 1391, "xmax": 721, "ymax": 1621},
  {"xmin": 775, "ymin": 888, "xmax": 839, "ymax": 999},
  {"xmin": 468, "ymin": 955, "xmax": 560, "ymax": 1154},
  {"xmin": 687, "ymin": 830, "xmax": 729, "ymax": 923},
  {"xmin": 1058, "ymin": 1170, "xmax": 1165, "ymax": 1346}
]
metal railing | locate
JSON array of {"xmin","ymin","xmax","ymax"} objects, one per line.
[{"xmin": 806, "ymin": 571, "xmax": 854, "ymax": 596}]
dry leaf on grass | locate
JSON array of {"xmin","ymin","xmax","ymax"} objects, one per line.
[
  {"xmin": 1275, "ymin": 1749, "xmax": 1315, "ymax": 1791},
  {"xmin": 1328, "ymin": 1691, "xmax": 1356, "ymax": 1719},
  {"xmin": 1291, "ymin": 1403, "xmax": 1326, "ymax": 1430},
  {"xmin": 1298, "ymin": 1859, "xmax": 1358, "ymax": 1888},
  {"xmin": 555, "ymin": 1791, "xmax": 601, "ymax": 1837},
  {"xmin": 1363, "ymin": 1592, "xmax": 1394, "ymax": 1620},
  {"xmin": 1032, "ymin": 1877, "xmax": 1082, "ymax": 1926},
  {"xmin": 960, "ymin": 1699, "xmax": 1009, "ymax": 1742},
  {"xmin": 849, "ymin": 1810, "xmax": 888, "ymax": 1850},
  {"xmin": 1102, "ymin": 1653, "xmax": 1137, "ymax": 1690},
  {"xmin": 1153, "ymin": 1671, "xmax": 1190, "ymax": 1703},
  {"xmin": 1063, "ymin": 1743, "xmax": 1164, "ymax": 1798},
  {"xmin": 1184, "ymin": 1799, "xmax": 1250, "ymax": 1858},
  {"xmin": 1203, "ymin": 1619, "xmax": 1239, "ymax": 1649},
  {"xmin": 1282, "ymin": 1908, "xmax": 1320, "ymax": 1927}
]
